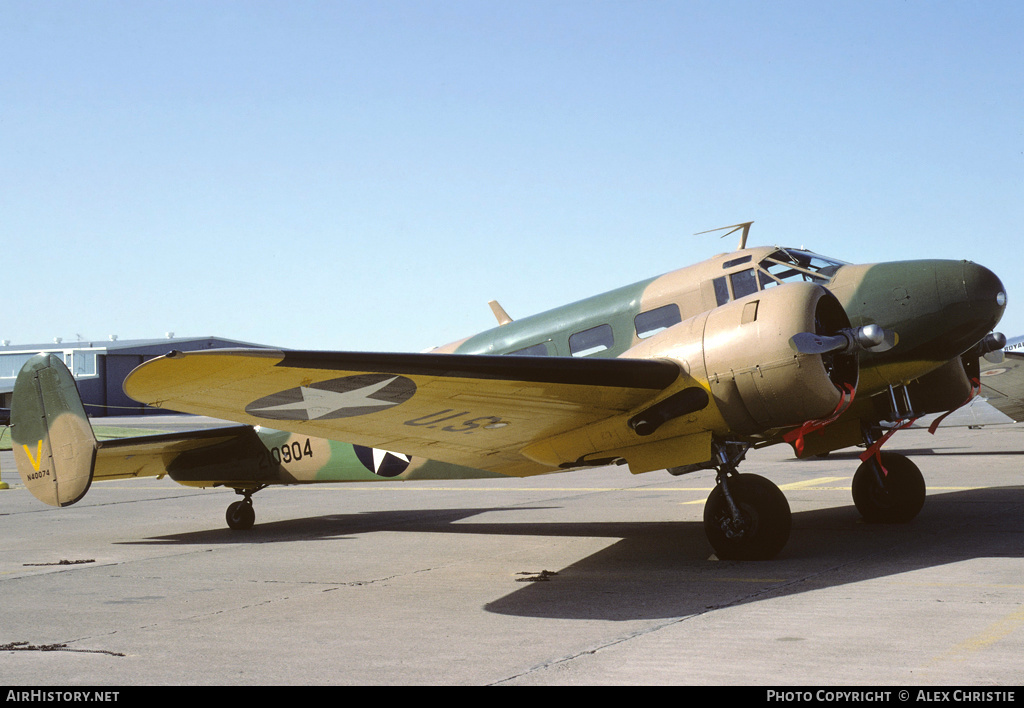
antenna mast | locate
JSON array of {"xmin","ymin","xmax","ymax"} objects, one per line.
[{"xmin": 695, "ymin": 221, "xmax": 754, "ymax": 250}]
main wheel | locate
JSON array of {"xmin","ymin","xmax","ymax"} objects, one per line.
[
  {"xmin": 704, "ymin": 474, "xmax": 792, "ymax": 560},
  {"xmin": 226, "ymin": 500, "xmax": 256, "ymax": 530},
  {"xmin": 852, "ymin": 452, "xmax": 925, "ymax": 523}
]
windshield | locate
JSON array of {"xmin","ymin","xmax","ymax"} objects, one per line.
[{"xmin": 758, "ymin": 248, "xmax": 847, "ymax": 286}]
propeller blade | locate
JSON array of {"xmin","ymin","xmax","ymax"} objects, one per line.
[{"xmin": 788, "ymin": 332, "xmax": 850, "ymax": 355}]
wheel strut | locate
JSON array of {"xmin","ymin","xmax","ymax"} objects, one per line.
[
  {"xmin": 713, "ymin": 443, "xmax": 746, "ymax": 531},
  {"xmin": 702, "ymin": 441, "xmax": 791, "ymax": 560}
]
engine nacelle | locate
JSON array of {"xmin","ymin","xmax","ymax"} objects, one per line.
[
  {"xmin": 891, "ymin": 354, "xmax": 977, "ymax": 420},
  {"xmin": 625, "ymin": 282, "xmax": 859, "ymax": 435}
]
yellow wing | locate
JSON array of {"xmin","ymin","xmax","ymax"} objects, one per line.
[{"xmin": 123, "ymin": 349, "xmax": 701, "ymax": 476}]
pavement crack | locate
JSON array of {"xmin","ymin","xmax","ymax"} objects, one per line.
[
  {"xmin": 23, "ymin": 559, "xmax": 96, "ymax": 567},
  {"xmin": 0, "ymin": 641, "xmax": 125, "ymax": 657}
]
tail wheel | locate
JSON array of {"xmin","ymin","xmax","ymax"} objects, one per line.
[
  {"xmin": 852, "ymin": 452, "xmax": 925, "ymax": 523},
  {"xmin": 704, "ymin": 474, "xmax": 792, "ymax": 560}
]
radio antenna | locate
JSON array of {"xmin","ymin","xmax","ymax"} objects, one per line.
[{"xmin": 695, "ymin": 221, "xmax": 754, "ymax": 250}]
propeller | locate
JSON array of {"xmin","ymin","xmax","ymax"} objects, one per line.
[{"xmin": 789, "ymin": 324, "xmax": 897, "ymax": 356}]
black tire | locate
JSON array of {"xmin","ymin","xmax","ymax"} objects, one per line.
[
  {"xmin": 704, "ymin": 474, "xmax": 792, "ymax": 560},
  {"xmin": 852, "ymin": 452, "xmax": 925, "ymax": 523},
  {"xmin": 226, "ymin": 500, "xmax": 256, "ymax": 530}
]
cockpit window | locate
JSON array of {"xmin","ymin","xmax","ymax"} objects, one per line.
[
  {"xmin": 711, "ymin": 248, "xmax": 847, "ymax": 307},
  {"xmin": 730, "ymin": 269, "xmax": 759, "ymax": 299},
  {"xmin": 758, "ymin": 249, "xmax": 847, "ymax": 286}
]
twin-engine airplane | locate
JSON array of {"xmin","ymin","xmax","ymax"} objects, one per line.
[{"xmin": 10, "ymin": 225, "xmax": 1009, "ymax": 559}]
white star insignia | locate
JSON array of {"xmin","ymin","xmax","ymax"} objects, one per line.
[{"xmin": 249, "ymin": 376, "xmax": 401, "ymax": 420}]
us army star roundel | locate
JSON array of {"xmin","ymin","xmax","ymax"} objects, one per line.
[{"xmin": 245, "ymin": 374, "xmax": 417, "ymax": 421}]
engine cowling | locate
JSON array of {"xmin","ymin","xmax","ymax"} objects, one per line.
[{"xmin": 625, "ymin": 282, "xmax": 858, "ymax": 435}]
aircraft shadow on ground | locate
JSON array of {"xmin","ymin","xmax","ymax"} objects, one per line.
[
  {"xmin": 123, "ymin": 485, "xmax": 1024, "ymax": 622},
  {"xmin": 484, "ymin": 486, "xmax": 1024, "ymax": 620},
  {"xmin": 823, "ymin": 446, "xmax": 1024, "ymax": 459}
]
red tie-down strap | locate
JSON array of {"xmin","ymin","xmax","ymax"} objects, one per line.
[
  {"xmin": 926, "ymin": 377, "xmax": 981, "ymax": 435},
  {"xmin": 858, "ymin": 417, "xmax": 918, "ymax": 475},
  {"xmin": 783, "ymin": 383, "xmax": 856, "ymax": 456},
  {"xmin": 855, "ymin": 376, "xmax": 979, "ymax": 476}
]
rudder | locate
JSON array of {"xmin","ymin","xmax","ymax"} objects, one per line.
[{"xmin": 11, "ymin": 354, "xmax": 97, "ymax": 506}]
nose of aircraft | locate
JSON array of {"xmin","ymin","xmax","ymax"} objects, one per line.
[
  {"xmin": 917, "ymin": 259, "xmax": 1005, "ymax": 359},
  {"xmin": 962, "ymin": 260, "xmax": 1006, "ymax": 320},
  {"xmin": 834, "ymin": 258, "xmax": 1006, "ymax": 363},
  {"xmin": 934, "ymin": 259, "xmax": 1006, "ymax": 326}
]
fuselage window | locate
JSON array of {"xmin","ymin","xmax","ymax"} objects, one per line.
[
  {"xmin": 508, "ymin": 342, "xmax": 550, "ymax": 357},
  {"xmin": 730, "ymin": 269, "xmax": 758, "ymax": 299},
  {"xmin": 569, "ymin": 324, "xmax": 614, "ymax": 357},
  {"xmin": 635, "ymin": 303, "xmax": 682, "ymax": 339}
]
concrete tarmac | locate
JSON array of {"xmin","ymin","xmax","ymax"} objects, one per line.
[{"xmin": 0, "ymin": 420, "xmax": 1022, "ymax": 686}]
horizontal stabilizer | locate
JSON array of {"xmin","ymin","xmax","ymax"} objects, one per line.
[{"xmin": 93, "ymin": 425, "xmax": 267, "ymax": 483}]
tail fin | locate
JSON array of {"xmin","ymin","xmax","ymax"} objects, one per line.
[{"xmin": 11, "ymin": 354, "xmax": 97, "ymax": 506}]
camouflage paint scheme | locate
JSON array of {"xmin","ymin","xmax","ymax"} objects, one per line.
[
  {"xmin": 10, "ymin": 235, "xmax": 1009, "ymax": 559},
  {"xmin": 243, "ymin": 428, "xmax": 507, "ymax": 483}
]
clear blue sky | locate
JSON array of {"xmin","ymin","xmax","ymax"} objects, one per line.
[{"xmin": 3, "ymin": 1, "xmax": 1022, "ymax": 352}]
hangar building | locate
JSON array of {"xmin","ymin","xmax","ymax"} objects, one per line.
[{"xmin": 0, "ymin": 336, "xmax": 272, "ymax": 416}]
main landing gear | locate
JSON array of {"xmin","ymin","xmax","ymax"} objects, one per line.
[
  {"xmin": 850, "ymin": 422, "xmax": 927, "ymax": 524},
  {"xmin": 698, "ymin": 420, "xmax": 928, "ymax": 559},
  {"xmin": 852, "ymin": 451, "xmax": 926, "ymax": 523},
  {"xmin": 702, "ymin": 442, "xmax": 792, "ymax": 561},
  {"xmin": 225, "ymin": 486, "xmax": 266, "ymax": 530}
]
